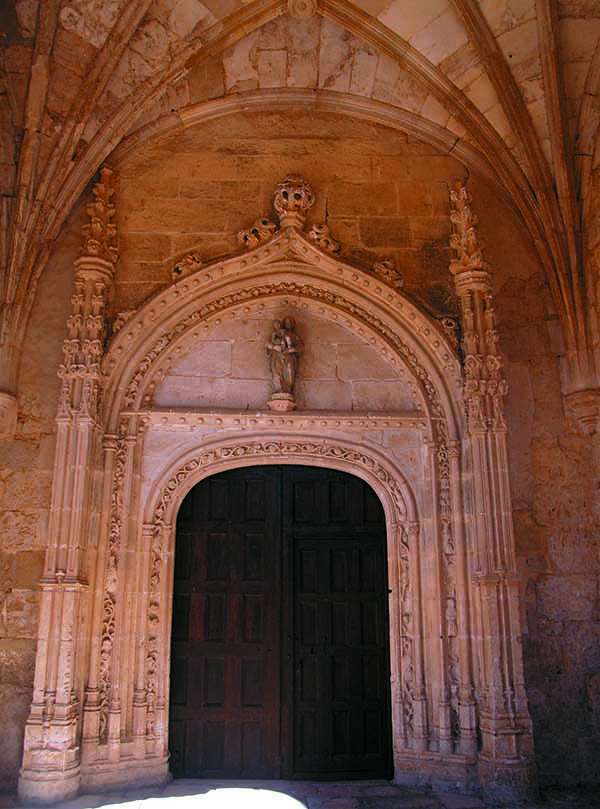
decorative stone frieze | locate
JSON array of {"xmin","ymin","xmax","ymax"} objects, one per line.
[
  {"xmin": 98, "ymin": 420, "xmax": 128, "ymax": 740},
  {"xmin": 130, "ymin": 409, "xmax": 427, "ymax": 431}
]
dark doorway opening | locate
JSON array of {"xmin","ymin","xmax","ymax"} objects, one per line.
[{"xmin": 169, "ymin": 465, "xmax": 393, "ymax": 780}]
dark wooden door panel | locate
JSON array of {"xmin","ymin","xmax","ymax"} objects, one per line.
[
  {"xmin": 283, "ymin": 468, "xmax": 392, "ymax": 779},
  {"xmin": 169, "ymin": 465, "xmax": 392, "ymax": 780},
  {"xmin": 169, "ymin": 468, "xmax": 281, "ymax": 778}
]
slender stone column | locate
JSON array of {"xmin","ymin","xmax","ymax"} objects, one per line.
[
  {"xmin": 19, "ymin": 168, "xmax": 117, "ymax": 804},
  {"xmin": 449, "ymin": 181, "xmax": 537, "ymax": 803}
]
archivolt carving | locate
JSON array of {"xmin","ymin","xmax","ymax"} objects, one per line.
[
  {"xmin": 153, "ymin": 441, "xmax": 409, "ymax": 525},
  {"xmin": 145, "ymin": 439, "xmax": 413, "ymax": 735}
]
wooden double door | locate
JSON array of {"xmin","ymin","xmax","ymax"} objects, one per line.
[{"xmin": 169, "ymin": 465, "xmax": 392, "ymax": 780}]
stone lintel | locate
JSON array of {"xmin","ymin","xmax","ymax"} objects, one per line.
[{"xmin": 127, "ymin": 407, "xmax": 428, "ymax": 431}]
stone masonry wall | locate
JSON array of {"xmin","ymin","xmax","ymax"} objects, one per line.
[
  {"xmin": 0, "ymin": 110, "xmax": 598, "ymax": 791},
  {"xmin": 0, "ymin": 208, "xmax": 80, "ymax": 790}
]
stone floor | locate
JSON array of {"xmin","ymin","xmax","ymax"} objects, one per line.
[{"xmin": 1, "ymin": 781, "xmax": 599, "ymax": 809}]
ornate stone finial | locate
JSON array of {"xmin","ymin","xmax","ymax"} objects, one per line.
[
  {"xmin": 266, "ymin": 316, "xmax": 303, "ymax": 411},
  {"xmin": 288, "ymin": 0, "xmax": 318, "ymax": 18},
  {"xmin": 372, "ymin": 258, "xmax": 403, "ymax": 289},
  {"xmin": 448, "ymin": 180, "xmax": 487, "ymax": 277},
  {"xmin": 171, "ymin": 252, "xmax": 202, "ymax": 281},
  {"xmin": 307, "ymin": 223, "xmax": 339, "ymax": 254},
  {"xmin": 81, "ymin": 165, "xmax": 118, "ymax": 264},
  {"xmin": 238, "ymin": 217, "xmax": 277, "ymax": 250},
  {"xmin": 274, "ymin": 175, "xmax": 315, "ymax": 228}
]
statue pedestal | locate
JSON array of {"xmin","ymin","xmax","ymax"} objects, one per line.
[{"xmin": 267, "ymin": 393, "xmax": 296, "ymax": 412}]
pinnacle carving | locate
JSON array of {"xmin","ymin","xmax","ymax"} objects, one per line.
[
  {"xmin": 235, "ymin": 175, "xmax": 341, "ymax": 259},
  {"xmin": 448, "ymin": 180, "xmax": 487, "ymax": 275},
  {"xmin": 81, "ymin": 166, "xmax": 118, "ymax": 264},
  {"xmin": 274, "ymin": 174, "xmax": 315, "ymax": 227},
  {"xmin": 449, "ymin": 181, "xmax": 506, "ymax": 433}
]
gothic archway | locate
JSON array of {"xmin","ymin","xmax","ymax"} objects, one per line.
[
  {"xmin": 168, "ymin": 463, "xmax": 394, "ymax": 779},
  {"xmin": 19, "ymin": 174, "xmax": 535, "ymax": 805}
]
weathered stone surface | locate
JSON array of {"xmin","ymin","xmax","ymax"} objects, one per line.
[
  {"xmin": 2, "ymin": 0, "xmax": 600, "ymax": 799},
  {"xmin": 59, "ymin": 0, "xmax": 123, "ymax": 48},
  {"xmin": 155, "ymin": 308, "xmax": 418, "ymax": 411}
]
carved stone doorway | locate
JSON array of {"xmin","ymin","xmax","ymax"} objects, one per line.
[{"xmin": 168, "ymin": 465, "xmax": 393, "ymax": 780}]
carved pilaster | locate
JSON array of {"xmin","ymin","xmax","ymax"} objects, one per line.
[
  {"xmin": 449, "ymin": 180, "xmax": 536, "ymax": 801},
  {"xmin": 19, "ymin": 166, "xmax": 118, "ymax": 805}
]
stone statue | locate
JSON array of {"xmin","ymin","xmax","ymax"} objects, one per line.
[{"xmin": 266, "ymin": 317, "xmax": 303, "ymax": 410}]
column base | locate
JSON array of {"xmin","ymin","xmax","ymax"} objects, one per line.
[
  {"xmin": 18, "ymin": 766, "xmax": 81, "ymax": 805},
  {"xmin": 393, "ymin": 749, "xmax": 479, "ymax": 793},
  {"xmin": 478, "ymin": 756, "xmax": 539, "ymax": 805},
  {"xmin": 81, "ymin": 755, "xmax": 170, "ymax": 792}
]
